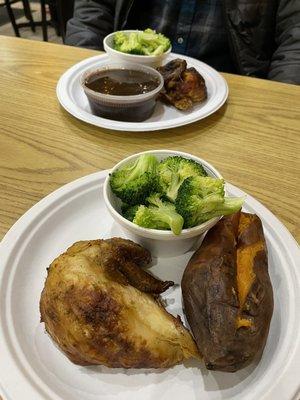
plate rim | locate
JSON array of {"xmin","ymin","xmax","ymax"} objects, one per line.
[
  {"xmin": 56, "ymin": 53, "xmax": 229, "ymax": 132},
  {"xmin": 0, "ymin": 170, "xmax": 299, "ymax": 400}
]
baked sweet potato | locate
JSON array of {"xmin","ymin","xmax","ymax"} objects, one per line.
[{"xmin": 181, "ymin": 211, "xmax": 274, "ymax": 372}]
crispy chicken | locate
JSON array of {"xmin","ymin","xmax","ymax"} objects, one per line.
[
  {"xmin": 40, "ymin": 238, "xmax": 199, "ymax": 368},
  {"xmin": 157, "ymin": 59, "xmax": 207, "ymax": 110},
  {"xmin": 158, "ymin": 59, "xmax": 187, "ymax": 87}
]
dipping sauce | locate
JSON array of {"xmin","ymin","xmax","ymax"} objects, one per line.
[
  {"xmin": 85, "ymin": 69, "xmax": 160, "ymax": 96},
  {"xmin": 82, "ymin": 65, "xmax": 163, "ymax": 122}
]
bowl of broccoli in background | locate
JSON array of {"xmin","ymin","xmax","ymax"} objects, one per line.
[
  {"xmin": 103, "ymin": 150, "xmax": 244, "ymax": 257},
  {"xmin": 103, "ymin": 29, "xmax": 172, "ymax": 67}
]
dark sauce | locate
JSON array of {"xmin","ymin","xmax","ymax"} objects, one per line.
[{"xmin": 85, "ymin": 69, "xmax": 159, "ymax": 96}]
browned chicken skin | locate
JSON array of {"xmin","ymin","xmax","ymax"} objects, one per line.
[
  {"xmin": 40, "ymin": 238, "xmax": 199, "ymax": 368},
  {"xmin": 157, "ymin": 59, "xmax": 207, "ymax": 110},
  {"xmin": 157, "ymin": 59, "xmax": 187, "ymax": 86}
]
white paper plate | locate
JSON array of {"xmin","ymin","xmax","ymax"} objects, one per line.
[
  {"xmin": 56, "ymin": 53, "xmax": 228, "ymax": 132},
  {"xmin": 0, "ymin": 171, "xmax": 299, "ymax": 400}
]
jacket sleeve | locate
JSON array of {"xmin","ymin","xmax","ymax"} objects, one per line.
[
  {"xmin": 65, "ymin": 0, "xmax": 115, "ymax": 50},
  {"xmin": 268, "ymin": 0, "xmax": 300, "ymax": 84}
]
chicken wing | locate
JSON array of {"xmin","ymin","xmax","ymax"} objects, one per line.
[
  {"xmin": 157, "ymin": 58, "xmax": 187, "ymax": 87},
  {"xmin": 40, "ymin": 238, "xmax": 199, "ymax": 368},
  {"xmin": 158, "ymin": 59, "xmax": 207, "ymax": 110}
]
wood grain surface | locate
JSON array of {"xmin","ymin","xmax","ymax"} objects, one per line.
[{"xmin": 0, "ymin": 35, "xmax": 299, "ymax": 243}]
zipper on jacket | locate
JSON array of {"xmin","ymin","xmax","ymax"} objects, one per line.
[
  {"xmin": 121, "ymin": 0, "xmax": 135, "ymax": 29},
  {"xmin": 222, "ymin": 0, "xmax": 244, "ymax": 75}
]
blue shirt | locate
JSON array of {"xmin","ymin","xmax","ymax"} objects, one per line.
[{"xmin": 124, "ymin": 0, "xmax": 236, "ymax": 73}]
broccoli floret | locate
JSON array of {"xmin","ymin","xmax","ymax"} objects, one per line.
[
  {"xmin": 113, "ymin": 31, "xmax": 140, "ymax": 53},
  {"xmin": 157, "ymin": 156, "xmax": 208, "ymax": 202},
  {"xmin": 175, "ymin": 176, "xmax": 244, "ymax": 228},
  {"xmin": 139, "ymin": 29, "xmax": 171, "ymax": 54},
  {"xmin": 193, "ymin": 197, "xmax": 246, "ymax": 222},
  {"xmin": 124, "ymin": 32, "xmax": 143, "ymax": 54},
  {"xmin": 113, "ymin": 31, "xmax": 127, "ymax": 51},
  {"xmin": 112, "ymin": 29, "xmax": 171, "ymax": 55},
  {"xmin": 133, "ymin": 193, "xmax": 184, "ymax": 235},
  {"xmin": 121, "ymin": 204, "xmax": 139, "ymax": 222},
  {"xmin": 113, "ymin": 31, "xmax": 126, "ymax": 45},
  {"xmin": 110, "ymin": 154, "xmax": 158, "ymax": 205}
]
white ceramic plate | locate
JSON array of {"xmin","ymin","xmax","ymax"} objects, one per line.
[
  {"xmin": 0, "ymin": 171, "xmax": 299, "ymax": 400},
  {"xmin": 56, "ymin": 53, "xmax": 228, "ymax": 132}
]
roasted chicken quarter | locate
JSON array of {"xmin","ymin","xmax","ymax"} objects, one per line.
[{"xmin": 40, "ymin": 238, "xmax": 199, "ymax": 368}]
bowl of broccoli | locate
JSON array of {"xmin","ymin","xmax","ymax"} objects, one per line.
[
  {"xmin": 103, "ymin": 29, "xmax": 172, "ymax": 67},
  {"xmin": 103, "ymin": 150, "xmax": 244, "ymax": 257}
]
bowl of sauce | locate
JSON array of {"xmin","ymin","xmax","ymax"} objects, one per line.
[{"xmin": 81, "ymin": 63, "xmax": 163, "ymax": 122}]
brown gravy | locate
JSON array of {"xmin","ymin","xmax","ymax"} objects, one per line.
[{"xmin": 85, "ymin": 69, "xmax": 159, "ymax": 96}]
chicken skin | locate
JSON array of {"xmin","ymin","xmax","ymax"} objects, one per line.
[
  {"xmin": 40, "ymin": 238, "xmax": 199, "ymax": 368},
  {"xmin": 157, "ymin": 59, "xmax": 207, "ymax": 110}
]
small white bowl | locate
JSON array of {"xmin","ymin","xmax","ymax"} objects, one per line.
[
  {"xmin": 103, "ymin": 150, "xmax": 223, "ymax": 257},
  {"xmin": 103, "ymin": 30, "xmax": 172, "ymax": 68}
]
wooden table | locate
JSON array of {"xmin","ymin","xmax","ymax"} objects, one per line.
[{"xmin": 0, "ymin": 35, "xmax": 299, "ymax": 243}]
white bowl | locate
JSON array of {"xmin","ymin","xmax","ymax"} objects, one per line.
[
  {"xmin": 103, "ymin": 150, "xmax": 223, "ymax": 257},
  {"xmin": 103, "ymin": 30, "xmax": 172, "ymax": 68}
]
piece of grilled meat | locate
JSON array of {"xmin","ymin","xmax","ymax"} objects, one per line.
[
  {"xmin": 157, "ymin": 58, "xmax": 187, "ymax": 88},
  {"xmin": 158, "ymin": 59, "xmax": 207, "ymax": 110},
  {"xmin": 40, "ymin": 238, "xmax": 199, "ymax": 368}
]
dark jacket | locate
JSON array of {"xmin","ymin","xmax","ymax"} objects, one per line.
[{"xmin": 65, "ymin": 0, "xmax": 300, "ymax": 84}]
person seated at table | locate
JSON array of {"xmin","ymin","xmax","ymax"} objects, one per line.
[{"xmin": 65, "ymin": 0, "xmax": 300, "ymax": 85}]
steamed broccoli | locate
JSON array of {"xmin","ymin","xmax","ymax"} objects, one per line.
[
  {"xmin": 113, "ymin": 29, "xmax": 171, "ymax": 55},
  {"xmin": 114, "ymin": 31, "xmax": 142, "ymax": 54},
  {"xmin": 175, "ymin": 176, "xmax": 244, "ymax": 228},
  {"xmin": 113, "ymin": 31, "xmax": 127, "ymax": 48},
  {"xmin": 157, "ymin": 156, "xmax": 208, "ymax": 202},
  {"xmin": 121, "ymin": 204, "xmax": 139, "ymax": 222},
  {"xmin": 110, "ymin": 154, "xmax": 158, "ymax": 205},
  {"xmin": 133, "ymin": 193, "xmax": 184, "ymax": 235}
]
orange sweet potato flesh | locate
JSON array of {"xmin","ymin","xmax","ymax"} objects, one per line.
[{"xmin": 181, "ymin": 211, "xmax": 274, "ymax": 372}]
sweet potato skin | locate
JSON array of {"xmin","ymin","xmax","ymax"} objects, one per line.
[{"xmin": 181, "ymin": 212, "xmax": 274, "ymax": 372}]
